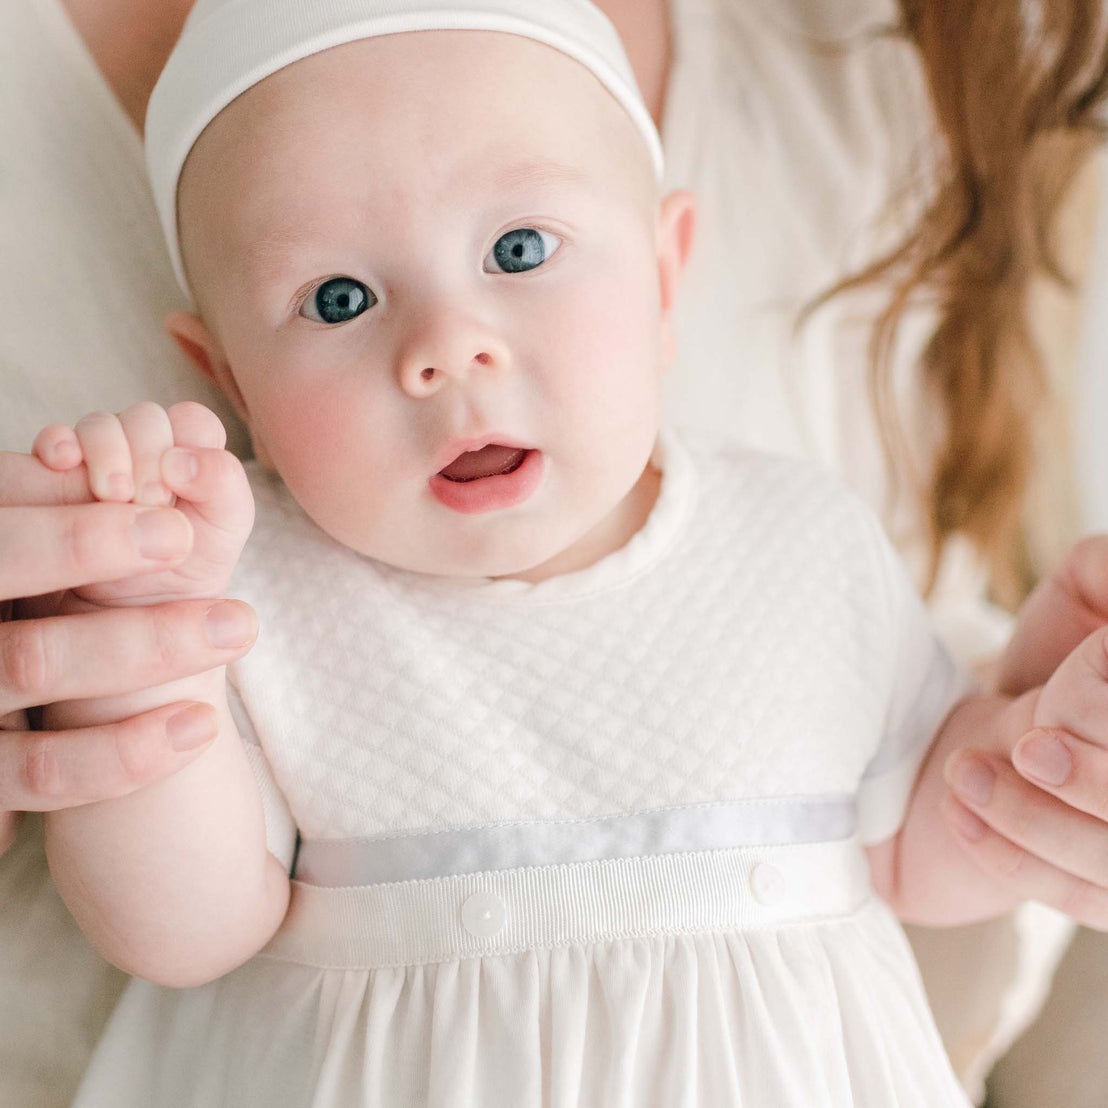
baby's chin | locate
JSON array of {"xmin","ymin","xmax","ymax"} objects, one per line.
[
  {"xmin": 390, "ymin": 542, "xmax": 571, "ymax": 585},
  {"xmin": 347, "ymin": 524, "xmax": 591, "ymax": 584}
]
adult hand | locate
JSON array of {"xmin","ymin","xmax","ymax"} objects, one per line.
[
  {"xmin": 996, "ymin": 534, "xmax": 1108, "ymax": 696},
  {"xmin": 941, "ymin": 534, "xmax": 1108, "ymax": 924},
  {"xmin": 0, "ymin": 450, "xmax": 257, "ymax": 855}
]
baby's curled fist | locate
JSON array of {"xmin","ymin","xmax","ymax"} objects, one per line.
[{"xmin": 33, "ymin": 401, "xmax": 254, "ymax": 608}]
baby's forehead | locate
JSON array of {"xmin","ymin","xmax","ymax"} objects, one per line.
[
  {"xmin": 183, "ymin": 31, "xmax": 654, "ymax": 222},
  {"xmin": 148, "ymin": 4, "xmax": 663, "ymax": 293},
  {"xmin": 222, "ymin": 32, "xmax": 644, "ymax": 165},
  {"xmin": 175, "ymin": 32, "xmax": 657, "ymax": 300}
]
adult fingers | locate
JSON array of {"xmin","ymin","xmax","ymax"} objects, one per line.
[
  {"xmin": 944, "ymin": 747, "xmax": 1108, "ymax": 899},
  {"xmin": 0, "ymin": 451, "xmax": 93, "ymax": 507},
  {"xmin": 941, "ymin": 794, "xmax": 1108, "ymax": 930},
  {"xmin": 0, "ymin": 598, "xmax": 258, "ymax": 716},
  {"xmin": 0, "ymin": 701, "xmax": 218, "ymax": 812},
  {"xmin": 1012, "ymin": 726, "xmax": 1108, "ymax": 823},
  {"xmin": 0, "ymin": 502, "xmax": 193, "ymax": 599}
]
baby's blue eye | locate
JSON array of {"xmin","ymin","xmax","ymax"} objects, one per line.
[
  {"xmin": 485, "ymin": 228, "xmax": 561, "ymax": 274},
  {"xmin": 301, "ymin": 277, "xmax": 376, "ymax": 324}
]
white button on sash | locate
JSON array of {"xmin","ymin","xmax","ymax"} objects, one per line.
[
  {"xmin": 461, "ymin": 891, "xmax": 507, "ymax": 938},
  {"xmin": 750, "ymin": 863, "xmax": 786, "ymax": 906}
]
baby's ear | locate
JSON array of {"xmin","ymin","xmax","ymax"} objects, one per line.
[
  {"xmin": 166, "ymin": 311, "xmax": 250, "ymax": 423},
  {"xmin": 655, "ymin": 190, "xmax": 696, "ymax": 370}
]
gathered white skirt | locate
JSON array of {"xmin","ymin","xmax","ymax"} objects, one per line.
[{"xmin": 72, "ymin": 839, "xmax": 970, "ymax": 1106}]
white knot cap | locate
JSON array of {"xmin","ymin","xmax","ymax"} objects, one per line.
[{"xmin": 145, "ymin": 0, "xmax": 666, "ymax": 293}]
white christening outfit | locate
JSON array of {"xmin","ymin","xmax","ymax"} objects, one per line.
[{"xmin": 72, "ymin": 431, "xmax": 972, "ymax": 1106}]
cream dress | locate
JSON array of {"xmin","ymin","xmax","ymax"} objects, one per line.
[
  {"xmin": 72, "ymin": 434, "xmax": 972, "ymax": 1106},
  {"xmin": 0, "ymin": 0, "xmax": 1076, "ymax": 1104}
]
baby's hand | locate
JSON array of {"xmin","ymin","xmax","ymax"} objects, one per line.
[
  {"xmin": 949, "ymin": 625, "xmax": 1108, "ymax": 924},
  {"xmin": 1030, "ymin": 626, "xmax": 1108, "ymax": 747},
  {"xmin": 33, "ymin": 402, "xmax": 253, "ymax": 607}
]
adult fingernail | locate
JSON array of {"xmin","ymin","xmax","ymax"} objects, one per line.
[
  {"xmin": 949, "ymin": 755, "xmax": 995, "ymax": 807},
  {"xmin": 204, "ymin": 601, "xmax": 256, "ymax": 649},
  {"xmin": 163, "ymin": 448, "xmax": 199, "ymax": 484},
  {"xmin": 134, "ymin": 508, "xmax": 190, "ymax": 559},
  {"xmin": 1014, "ymin": 733, "xmax": 1072, "ymax": 787},
  {"xmin": 166, "ymin": 704, "xmax": 217, "ymax": 751}
]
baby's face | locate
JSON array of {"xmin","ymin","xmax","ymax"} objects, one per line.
[{"xmin": 176, "ymin": 31, "xmax": 691, "ymax": 580}]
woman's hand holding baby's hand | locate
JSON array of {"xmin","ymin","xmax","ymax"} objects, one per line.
[
  {"xmin": 33, "ymin": 405, "xmax": 288, "ymax": 981},
  {"xmin": 941, "ymin": 553, "xmax": 1108, "ymax": 927},
  {"xmin": 0, "ymin": 440, "xmax": 258, "ymax": 856},
  {"xmin": 34, "ymin": 401, "xmax": 254, "ymax": 607}
]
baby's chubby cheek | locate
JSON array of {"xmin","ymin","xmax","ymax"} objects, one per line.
[
  {"xmin": 546, "ymin": 271, "xmax": 664, "ymax": 413},
  {"xmin": 244, "ymin": 385, "xmax": 377, "ymax": 500}
]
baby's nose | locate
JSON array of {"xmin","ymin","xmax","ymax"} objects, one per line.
[
  {"xmin": 414, "ymin": 351, "xmax": 492, "ymax": 388},
  {"xmin": 396, "ymin": 316, "xmax": 507, "ymax": 398}
]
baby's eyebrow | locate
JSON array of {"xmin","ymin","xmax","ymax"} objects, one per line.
[
  {"xmin": 238, "ymin": 226, "xmax": 328, "ymax": 283},
  {"xmin": 236, "ymin": 158, "xmax": 586, "ymax": 281},
  {"xmin": 493, "ymin": 158, "xmax": 589, "ymax": 192}
]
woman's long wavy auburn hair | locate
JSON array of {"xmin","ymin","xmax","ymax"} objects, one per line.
[{"xmin": 814, "ymin": 0, "xmax": 1108, "ymax": 608}]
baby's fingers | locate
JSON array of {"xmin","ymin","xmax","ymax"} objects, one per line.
[
  {"xmin": 160, "ymin": 447, "xmax": 253, "ymax": 539},
  {"xmin": 73, "ymin": 411, "xmax": 134, "ymax": 501},
  {"xmin": 32, "ymin": 424, "xmax": 83, "ymax": 471},
  {"xmin": 1033, "ymin": 626, "xmax": 1108, "ymax": 742},
  {"xmin": 167, "ymin": 401, "xmax": 227, "ymax": 451},
  {"xmin": 118, "ymin": 402, "xmax": 175, "ymax": 507}
]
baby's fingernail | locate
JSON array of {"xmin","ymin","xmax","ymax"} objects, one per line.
[
  {"xmin": 162, "ymin": 448, "xmax": 199, "ymax": 485},
  {"xmin": 138, "ymin": 481, "xmax": 172, "ymax": 506},
  {"xmin": 204, "ymin": 601, "xmax": 256, "ymax": 649},
  {"xmin": 1014, "ymin": 733, "xmax": 1072, "ymax": 787},
  {"xmin": 946, "ymin": 799, "xmax": 988, "ymax": 842},
  {"xmin": 105, "ymin": 472, "xmax": 133, "ymax": 500},
  {"xmin": 166, "ymin": 704, "xmax": 217, "ymax": 751},
  {"xmin": 51, "ymin": 439, "xmax": 80, "ymax": 466},
  {"xmin": 948, "ymin": 755, "xmax": 995, "ymax": 807},
  {"xmin": 134, "ymin": 508, "xmax": 191, "ymax": 559}
]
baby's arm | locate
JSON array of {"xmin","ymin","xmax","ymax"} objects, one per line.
[
  {"xmin": 865, "ymin": 690, "xmax": 1032, "ymax": 925},
  {"xmin": 39, "ymin": 404, "xmax": 290, "ymax": 987}
]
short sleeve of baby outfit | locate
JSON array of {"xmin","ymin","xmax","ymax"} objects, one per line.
[
  {"xmin": 227, "ymin": 673, "xmax": 299, "ymax": 872},
  {"xmin": 856, "ymin": 514, "xmax": 976, "ymax": 845}
]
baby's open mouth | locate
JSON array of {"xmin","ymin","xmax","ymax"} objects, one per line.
[{"xmin": 438, "ymin": 445, "xmax": 529, "ymax": 482}]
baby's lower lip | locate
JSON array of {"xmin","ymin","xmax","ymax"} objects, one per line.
[{"xmin": 428, "ymin": 449, "xmax": 544, "ymax": 515}]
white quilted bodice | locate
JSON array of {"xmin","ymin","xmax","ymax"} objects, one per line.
[{"xmin": 230, "ymin": 429, "xmax": 958, "ymax": 843}]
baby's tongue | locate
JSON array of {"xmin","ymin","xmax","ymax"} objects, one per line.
[{"xmin": 439, "ymin": 444, "xmax": 526, "ymax": 482}]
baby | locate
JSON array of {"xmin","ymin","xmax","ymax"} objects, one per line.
[{"xmin": 32, "ymin": 1, "xmax": 1106, "ymax": 1105}]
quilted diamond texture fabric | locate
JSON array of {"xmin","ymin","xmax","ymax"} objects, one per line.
[{"xmin": 229, "ymin": 431, "xmax": 939, "ymax": 841}]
